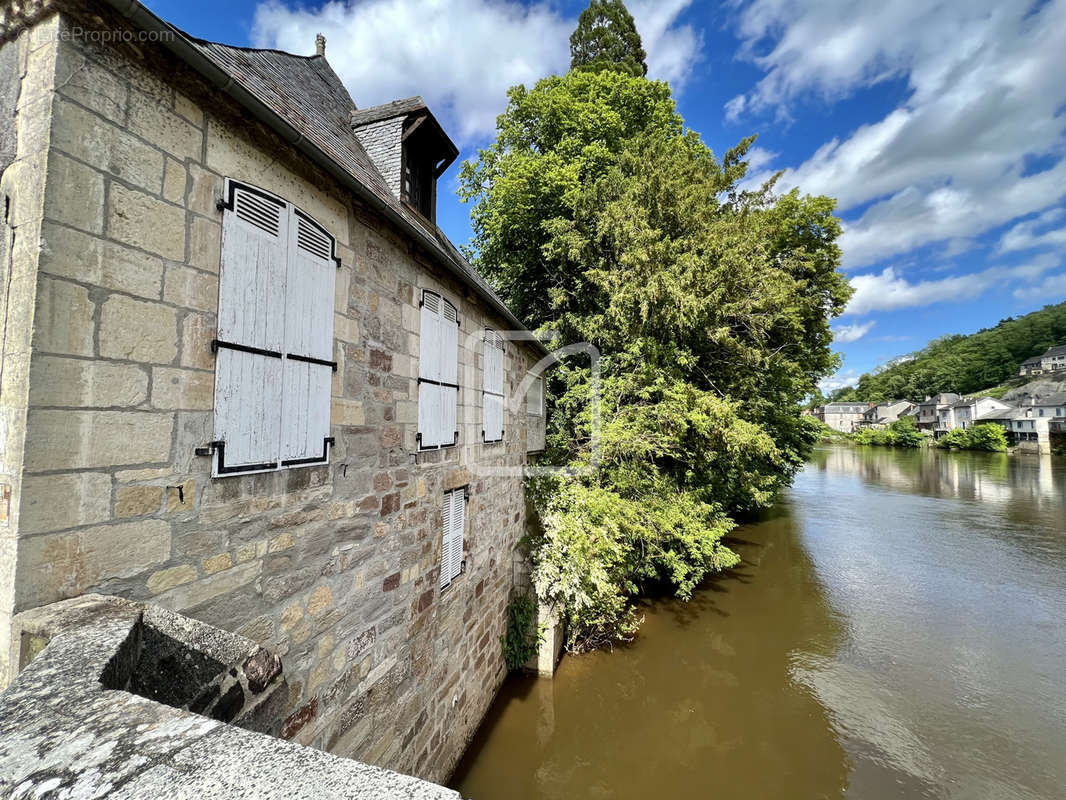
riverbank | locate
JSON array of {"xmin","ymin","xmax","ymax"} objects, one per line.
[{"xmin": 452, "ymin": 444, "xmax": 1066, "ymax": 799}]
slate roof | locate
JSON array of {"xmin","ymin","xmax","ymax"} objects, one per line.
[
  {"xmin": 1043, "ymin": 345, "xmax": 1066, "ymax": 358},
  {"xmin": 349, "ymin": 97, "xmax": 429, "ymax": 127},
  {"xmin": 976, "ymin": 408, "xmax": 1026, "ymax": 421},
  {"xmin": 187, "ymin": 40, "xmax": 398, "ymax": 203},
  {"xmin": 919, "ymin": 393, "xmax": 960, "ymax": 406}
]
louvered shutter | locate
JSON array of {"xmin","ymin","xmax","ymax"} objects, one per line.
[
  {"xmin": 213, "ymin": 185, "xmax": 288, "ymax": 474},
  {"xmin": 440, "ymin": 300, "xmax": 459, "ymax": 447},
  {"xmin": 483, "ymin": 330, "xmax": 504, "ymax": 442},
  {"xmin": 440, "ymin": 490, "xmax": 454, "ymax": 590},
  {"xmin": 280, "ymin": 212, "xmax": 337, "ymax": 465},
  {"xmin": 449, "ymin": 488, "xmax": 465, "ymax": 583},
  {"xmin": 440, "ymin": 488, "xmax": 466, "ymax": 590},
  {"xmin": 419, "ymin": 292, "xmax": 443, "ymax": 448}
]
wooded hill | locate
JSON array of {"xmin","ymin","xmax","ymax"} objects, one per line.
[{"xmin": 828, "ymin": 301, "xmax": 1066, "ymax": 402}]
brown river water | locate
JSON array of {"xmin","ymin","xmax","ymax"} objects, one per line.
[{"xmin": 451, "ymin": 444, "xmax": 1066, "ymax": 800}]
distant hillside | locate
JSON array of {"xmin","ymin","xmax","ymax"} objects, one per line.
[{"xmin": 829, "ymin": 301, "xmax": 1066, "ymax": 402}]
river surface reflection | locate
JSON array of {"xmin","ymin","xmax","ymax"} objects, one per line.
[{"xmin": 452, "ymin": 445, "xmax": 1066, "ymax": 799}]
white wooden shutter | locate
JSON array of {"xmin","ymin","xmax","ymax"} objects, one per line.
[
  {"xmin": 483, "ymin": 330, "xmax": 504, "ymax": 442},
  {"xmin": 449, "ymin": 488, "xmax": 465, "ymax": 583},
  {"xmin": 212, "ymin": 182, "xmax": 337, "ymax": 476},
  {"xmin": 280, "ymin": 212, "xmax": 337, "ymax": 465},
  {"xmin": 440, "ymin": 490, "xmax": 454, "ymax": 590},
  {"xmin": 440, "ymin": 488, "xmax": 465, "ymax": 590},
  {"xmin": 418, "ymin": 292, "xmax": 458, "ymax": 450},
  {"xmin": 528, "ymin": 375, "xmax": 544, "ymax": 416},
  {"xmin": 419, "ymin": 291, "xmax": 442, "ymax": 448},
  {"xmin": 440, "ymin": 300, "xmax": 459, "ymax": 447},
  {"xmin": 213, "ymin": 185, "xmax": 288, "ymax": 474}
]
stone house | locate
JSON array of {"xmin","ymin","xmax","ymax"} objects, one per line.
[
  {"xmin": 1019, "ymin": 345, "xmax": 1066, "ymax": 377},
  {"xmin": 0, "ymin": 0, "xmax": 550, "ymax": 785},
  {"xmin": 816, "ymin": 402, "xmax": 871, "ymax": 433},
  {"xmin": 856, "ymin": 400, "xmax": 915, "ymax": 429},
  {"xmin": 915, "ymin": 393, "xmax": 959, "ymax": 431}
]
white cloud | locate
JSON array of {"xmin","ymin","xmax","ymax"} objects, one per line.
[
  {"xmin": 845, "ymin": 256, "xmax": 1059, "ymax": 316},
  {"xmin": 833, "ymin": 321, "xmax": 875, "ymax": 343},
  {"xmin": 998, "ymin": 208, "xmax": 1066, "ymax": 254},
  {"xmin": 251, "ymin": 0, "xmax": 700, "ymax": 145},
  {"xmin": 729, "ymin": 0, "xmax": 1066, "ymax": 268},
  {"xmin": 1013, "ymin": 271, "xmax": 1066, "ymax": 301},
  {"xmin": 819, "ymin": 369, "xmax": 860, "ymax": 393}
]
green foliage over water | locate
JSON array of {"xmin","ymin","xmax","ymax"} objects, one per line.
[
  {"xmin": 937, "ymin": 423, "xmax": 1009, "ymax": 452},
  {"xmin": 830, "ymin": 302, "xmax": 1066, "ymax": 402},
  {"xmin": 852, "ymin": 417, "xmax": 925, "ymax": 448},
  {"xmin": 462, "ymin": 15, "xmax": 849, "ymax": 650},
  {"xmin": 501, "ymin": 592, "xmax": 545, "ymax": 672}
]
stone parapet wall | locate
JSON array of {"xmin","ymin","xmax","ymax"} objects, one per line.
[
  {"xmin": 0, "ymin": 595, "xmax": 460, "ymax": 799},
  {"xmin": 1, "ymin": 2, "xmax": 547, "ymax": 783}
]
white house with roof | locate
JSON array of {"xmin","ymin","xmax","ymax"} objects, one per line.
[
  {"xmin": 936, "ymin": 397, "xmax": 1012, "ymax": 434},
  {"xmin": 1019, "ymin": 345, "xmax": 1066, "ymax": 377}
]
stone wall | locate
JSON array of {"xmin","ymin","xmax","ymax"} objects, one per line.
[
  {"xmin": 1, "ymin": 594, "xmax": 459, "ymax": 799},
  {"xmin": 0, "ymin": 14, "xmax": 59, "ymax": 688},
  {"xmin": 2, "ymin": 5, "xmax": 546, "ymax": 784},
  {"xmin": 353, "ymin": 116, "xmax": 404, "ymax": 199}
]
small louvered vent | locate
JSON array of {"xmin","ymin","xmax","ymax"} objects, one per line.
[
  {"xmin": 423, "ymin": 290, "xmax": 440, "ymax": 314},
  {"xmin": 442, "ymin": 299, "xmax": 458, "ymax": 323},
  {"xmin": 234, "ymin": 189, "xmax": 283, "ymax": 237},
  {"xmin": 296, "ymin": 216, "xmax": 332, "ymax": 260}
]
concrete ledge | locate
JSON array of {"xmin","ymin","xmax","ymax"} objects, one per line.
[{"xmin": 0, "ymin": 595, "xmax": 460, "ymax": 799}]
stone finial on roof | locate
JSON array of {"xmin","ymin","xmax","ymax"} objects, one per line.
[{"xmin": 315, "ymin": 33, "xmax": 326, "ymax": 56}]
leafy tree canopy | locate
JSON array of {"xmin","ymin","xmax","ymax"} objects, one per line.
[
  {"xmin": 462, "ymin": 63, "xmax": 849, "ymax": 650},
  {"xmin": 830, "ymin": 302, "xmax": 1066, "ymax": 403},
  {"xmin": 569, "ymin": 0, "xmax": 648, "ymax": 77}
]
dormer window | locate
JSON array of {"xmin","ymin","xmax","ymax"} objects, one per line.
[
  {"xmin": 351, "ymin": 97, "xmax": 459, "ymax": 226},
  {"xmin": 403, "ymin": 144, "xmax": 433, "ymax": 219}
]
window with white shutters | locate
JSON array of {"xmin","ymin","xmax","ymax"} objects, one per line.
[
  {"xmin": 483, "ymin": 329, "xmax": 504, "ymax": 443},
  {"xmin": 440, "ymin": 487, "xmax": 465, "ymax": 590},
  {"xmin": 418, "ymin": 290, "xmax": 459, "ymax": 450},
  {"xmin": 208, "ymin": 180, "xmax": 338, "ymax": 476},
  {"xmin": 527, "ymin": 375, "xmax": 544, "ymax": 416}
]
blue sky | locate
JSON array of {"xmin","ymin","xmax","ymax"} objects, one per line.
[{"xmin": 149, "ymin": 0, "xmax": 1066, "ymax": 391}]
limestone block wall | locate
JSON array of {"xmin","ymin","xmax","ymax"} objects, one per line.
[
  {"xmin": 2, "ymin": 5, "xmax": 547, "ymax": 784},
  {"xmin": 0, "ymin": 14, "xmax": 60, "ymax": 688}
]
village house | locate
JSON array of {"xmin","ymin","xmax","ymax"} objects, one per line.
[
  {"xmin": 915, "ymin": 393, "xmax": 960, "ymax": 432},
  {"xmin": 935, "ymin": 397, "xmax": 1011, "ymax": 435},
  {"xmin": 856, "ymin": 400, "xmax": 915, "ymax": 429},
  {"xmin": 0, "ymin": 0, "xmax": 554, "ymax": 788},
  {"xmin": 815, "ymin": 402, "xmax": 872, "ymax": 433},
  {"xmin": 976, "ymin": 407, "xmax": 1051, "ymax": 451},
  {"xmin": 1018, "ymin": 344, "xmax": 1066, "ymax": 377}
]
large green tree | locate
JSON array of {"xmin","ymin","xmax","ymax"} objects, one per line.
[
  {"xmin": 569, "ymin": 0, "xmax": 648, "ymax": 77},
  {"xmin": 462, "ymin": 50, "xmax": 848, "ymax": 651}
]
